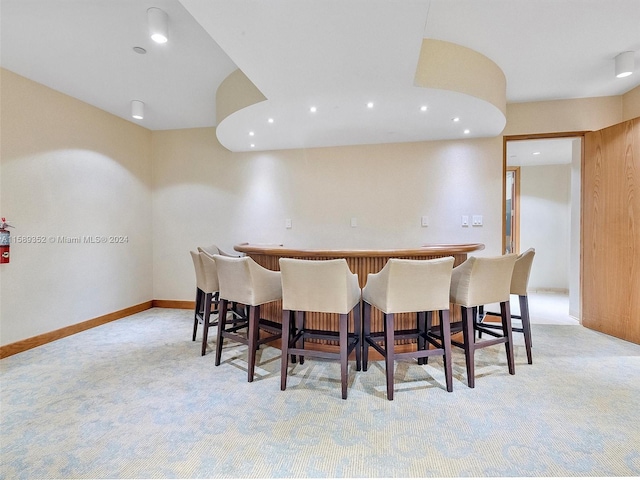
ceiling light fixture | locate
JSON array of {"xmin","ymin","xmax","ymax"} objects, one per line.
[
  {"xmin": 249, "ymin": 131, "xmax": 254, "ymax": 136},
  {"xmin": 367, "ymin": 102, "xmax": 374, "ymax": 108},
  {"xmin": 463, "ymin": 129, "xmax": 470, "ymax": 134},
  {"xmin": 131, "ymin": 100, "xmax": 144, "ymax": 120},
  {"xmin": 148, "ymin": 7, "xmax": 169, "ymax": 44},
  {"xmin": 268, "ymin": 118, "xmax": 274, "ymax": 123},
  {"xmin": 452, "ymin": 117, "xmax": 460, "ymax": 122},
  {"xmin": 310, "ymin": 106, "xmax": 317, "ymax": 113},
  {"xmin": 615, "ymin": 51, "xmax": 634, "ymax": 78},
  {"xmin": 420, "ymin": 105, "xmax": 428, "ymax": 112}
]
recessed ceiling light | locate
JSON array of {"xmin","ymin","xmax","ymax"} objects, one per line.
[
  {"xmin": 133, "ymin": 46, "xmax": 147, "ymax": 54},
  {"xmin": 452, "ymin": 117, "xmax": 460, "ymax": 122},
  {"xmin": 250, "ymin": 144, "xmax": 255, "ymax": 148},
  {"xmin": 367, "ymin": 102, "xmax": 374, "ymax": 108},
  {"xmin": 464, "ymin": 129, "xmax": 470, "ymax": 134},
  {"xmin": 533, "ymin": 151, "xmax": 541, "ymax": 155},
  {"xmin": 310, "ymin": 106, "xmax": 317, "ymax": 113},
  {"xmin": 268, "ymin": 118, "xmax": 274, "ymax": 123},
  {"xmin": 249, "ymin": 131, "xmax": 254, "ymax": 136},
  {"xmin": 420, "ymin": 105, "xmax": 428, "ymax": 112}
]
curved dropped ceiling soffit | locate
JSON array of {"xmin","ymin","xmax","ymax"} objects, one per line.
[{"xmin": 215, "ymin": 39, "xmax": 506, "ymax": 152}]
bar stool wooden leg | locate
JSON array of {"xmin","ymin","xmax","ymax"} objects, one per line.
[
  {"xmin": 354, "ymin": 302, "xmax": 362, "ymax": 371},
  {"xmin": 295, "ymin": 311, "xmax": 305, "ymax": 365},
  {"xmin": 440, "ymin": 309, "xmax": 454, "ymax": 392},
  {"xmin": 501, "ymin": 301, "xmax": 515, "ymax": 375},
  {"xmin": 384, "ymin": 313, "xmax": 395, "ymax": 400},
  {"xmin": 280, "ymin": 309, "xmax": 291, "ymax": 391},
  {"xmin": 519, "ymin": 295, "xmax": 533, "ymax": 364},
  {"xmin": 461, "ymin": 306, "xmax": 476, "ymax": 388},
  {"xmin": 201, "ymin": 292, "xmax": 213, "ymax": 356},
  {"xmin": 362, "ymin": 302, "xmax": 371, "ymax": 371},
  {"xmin": 417, "ymin": 311, "xmax": 426, "ymax": 365},
  {"xmin": 215, "ymin": 300, "xmax": 228, "ymax": 365},
  {"xmin": 193, "ymin": 288, "xmax": 202, "ymax": 341},
  {"xmin": 247, "ymin": 305, "xmax": 260, "ymax": 382},
  {"xmin": 339, "ymin": 313, "xmax": 349, "ymax": 400}
]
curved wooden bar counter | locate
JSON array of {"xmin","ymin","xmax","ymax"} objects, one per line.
[{"xmin": 234, "ymin": 243, "xmax": 485, "ymax": 355}]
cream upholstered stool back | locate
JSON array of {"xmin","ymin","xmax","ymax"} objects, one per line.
[
  {"xmin": 213, "ymin": 255, "xmax": 282, "ymax": 382},
  {"xmin": 449, "ymin": 254, "xmax": 518, "ymax": 388},
  {"xmin": 280, "ymin": 258, "xmax": 361, "ymax": 314},
  {"xmin": 450, "ymin": 254, "xmax": 517, "ymax": 307},
  {"xmin": 362, "ymin": 257, "xmax": 455, "ymax": 400},
  {"xmin": 189, "ymin": 251, "xmax": 220, "ymax": 352},
  {"xmin": 364, "ymin": 257, "xmax": 453, "ymax": 313},
  {"xmin": 279, "ymin": 258, "xmax": 361, "ymax": 400},
  {"xmin": 478, "ymin": 248, "xmax": 536, "ymax": 364},
  {"xmin": 511, "ymin": 248, "xmax": 535, "ymax": 295},
  {"xmin": 198, "ymin": 244, "xmax": 241, "ymax": 258}
]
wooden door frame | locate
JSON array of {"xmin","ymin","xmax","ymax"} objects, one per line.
[{"xmin": 505, "ymin": 166, "xmax": 520, "ymax": 254}]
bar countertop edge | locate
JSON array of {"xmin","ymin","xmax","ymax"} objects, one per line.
[{"xmin": 234, "ymin": 243, "xmax": 485, "ymax": 258}]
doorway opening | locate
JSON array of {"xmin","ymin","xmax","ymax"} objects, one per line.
[{"xmin": 503, "ymin": 134, "xmax": 583, "ymax": 322}]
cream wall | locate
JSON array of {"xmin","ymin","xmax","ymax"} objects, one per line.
[
  {"xmin": 155, "ymin": 94, "xmax": 635, "ymax": 304},
  {"xmin": 1, "ymin": 65, "xmax": 635, "ymax": 346},
  {"xmin": 152, "ymin": 130, "xmax": 504, "ymax": 301},
  {"xmin": 0, "ymin": 69, "xmax": 153, "ymax": 346},
  {"xmin": 505, "ymin": 96, "xmax": 623, "ymax": 135},
  {"xmin": 623, "ymin": 85, "xmax": 640, "ymax": 121},
  {"xmin": 519, "ymin": 163, "xmax": 571, "ymax": 291},
  {"xmin": 569, "ymin": 138, "xmax": 582, "ymax": 319}
]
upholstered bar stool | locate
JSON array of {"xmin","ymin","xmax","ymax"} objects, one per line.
[
  {"xmin": 449, "ymin": 254, "xmax": 518, "ymax": 388},
  {"xmin": 477, "ymin": 248, "xmax": 536, "ymax": 364},
  {"xmin": 198, "ymin": 244, "xmax": 248, "ymax": 322},
  {"xmin": 189, "ymin": 251, "xmax": 220, "ymax": 351},
  {"xmin": 279, "ymin": 258, "xmax": 361, "ymax": 400},
  {"xmin": 362, "ymin": 257, "xmax": 455, "ymax": 400},
  {"xmin": 213, "ymin": 254, "xmax": 283, "ymax": 382}
]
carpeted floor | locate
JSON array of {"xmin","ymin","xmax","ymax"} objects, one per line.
[{"xmin": 1, "ymin": 307, "xmax": 639, "ymax": 479}]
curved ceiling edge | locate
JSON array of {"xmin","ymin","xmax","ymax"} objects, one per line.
[
  {"xmin": 415, "ymin": 39, "xmax": 507, "ymax": 117},
  {"xmin": 216, "ymin": 68, "xmax": 267, "ymax": 125},
  {"xmin": 215, "ymin": 40, "xmax": 507, "ymax": 153}
]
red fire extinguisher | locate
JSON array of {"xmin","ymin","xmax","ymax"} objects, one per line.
[{"xmin": 0, "ymin": 217, "xmax": 13, "ymax": 264}]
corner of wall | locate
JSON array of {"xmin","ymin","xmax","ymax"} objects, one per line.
[{"xmin": 622, "ymin": 85, "xmax": 640, "ymax": 121}]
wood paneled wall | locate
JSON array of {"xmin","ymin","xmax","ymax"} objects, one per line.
[{"xmin": 583, "ymin": 118, "xmax": 639, "ymax": 344}]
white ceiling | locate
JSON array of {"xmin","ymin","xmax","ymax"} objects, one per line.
[
  {"xmin": 507, "ymin": 137, "xmax": 578, "ymax": 167},
  {"xmin": 1, "ymin": 0, "xmax": 639, "ymax": 151}
]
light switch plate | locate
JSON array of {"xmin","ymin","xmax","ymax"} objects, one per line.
[
  {"xmin": 472, "ymin": 215, "xmax": 483, "ymax": 226},
  {"xmin": 461, "ymin": 215, "xmax": 469, "ymax": 227},
  {"xmin": 421, "ymin": 215, "xmax": 429, "ymax": 227},
  {"xmin": 285, "ymin": 218, "xmax": 292, "ymax": 229},
  {"xmin": 350, "ymin": 217, "xmax": 358, "ymax": 227}
]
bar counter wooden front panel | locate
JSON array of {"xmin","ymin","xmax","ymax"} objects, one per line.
[{"xmin": 235, "ymin": 243, "xmax": 484, "ymax": 356}]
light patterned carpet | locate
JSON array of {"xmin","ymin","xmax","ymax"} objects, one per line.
[{"xmin": 1, "ymin": 307, "xmax": 639, "ymax": 479}]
